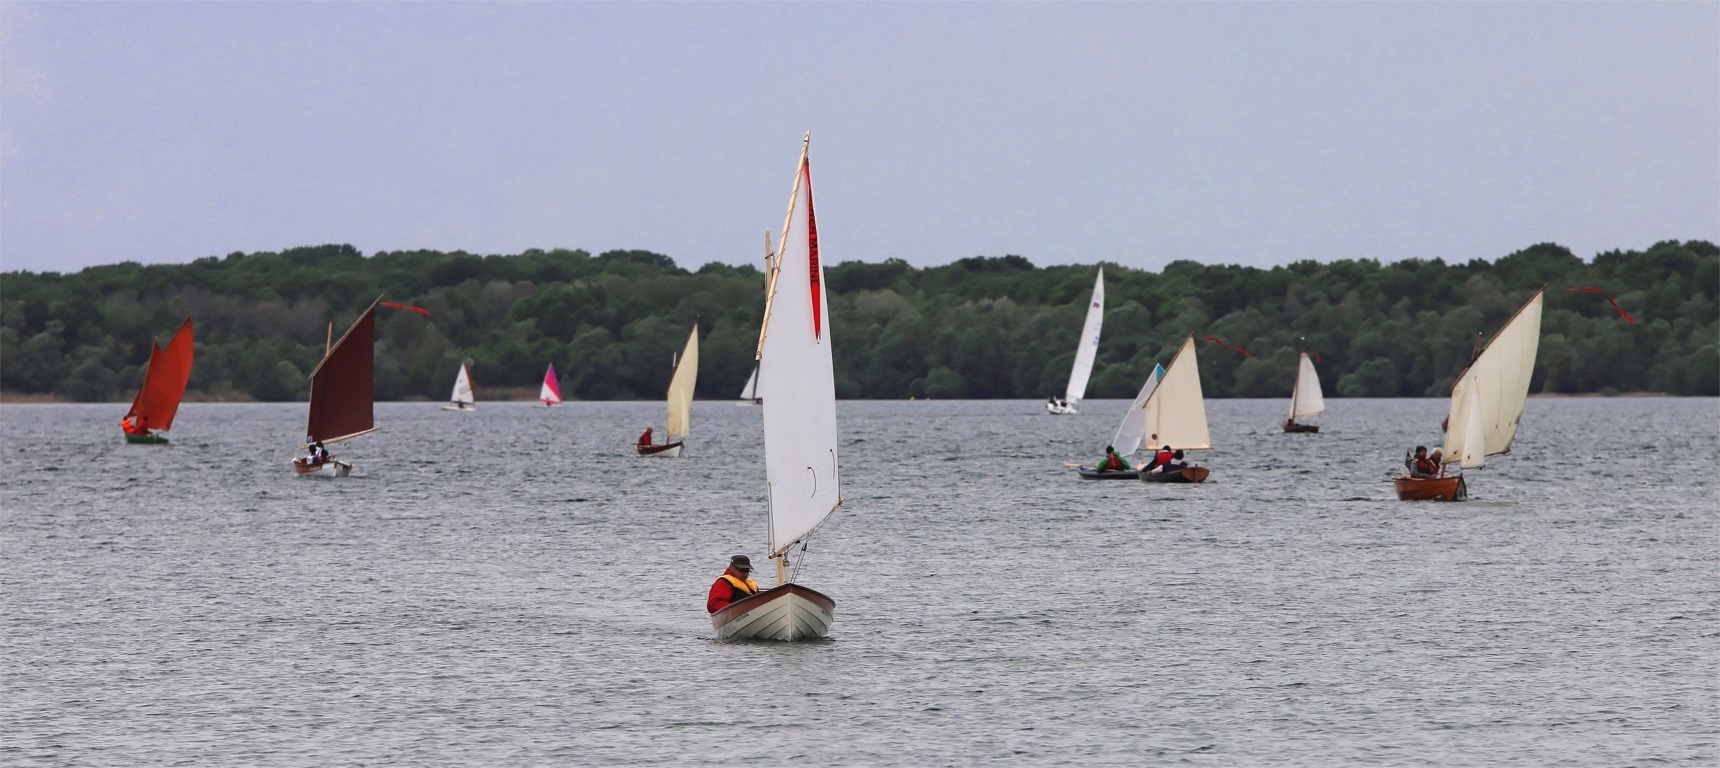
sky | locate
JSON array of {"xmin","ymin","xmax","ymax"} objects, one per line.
[{"xmin": 1, "ymin": 2, "xmax": 1715, "ymax": 276}]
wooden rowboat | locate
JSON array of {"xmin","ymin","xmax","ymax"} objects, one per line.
[
  {"xmin": 1076, "ymin": 466, "xmax": 1139, "ymax": 480},
  {"xmin": 292, "ymin": 458, "xmax": 352, "ymax": 478},
  {"xmin": 712, "ymin": 583, "xmax": 835, "ymax": 641},
  {"xmin": 636, "ymin": 441, "xmax": 684, "ymax": 458},
  {"xmin": 1139, "ymin": 466, "xmax": 1210, "ymax": 484},
  {"xmin": 1283, "ymin": 420, "xmax": 1320, "ymax": 434},
  {"xmin": 1394, "ymin": 475, "xmax": 1465, "ymax": 501}
]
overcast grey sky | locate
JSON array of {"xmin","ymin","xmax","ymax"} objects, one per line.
[{"xmin": 2, "ymin": 2, "xmax": 1715, "ymax": 275}]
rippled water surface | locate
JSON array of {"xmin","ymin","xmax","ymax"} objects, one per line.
[{"xmin": 2, "ymin": 398, "xmax": 1715, "ymax": 765}]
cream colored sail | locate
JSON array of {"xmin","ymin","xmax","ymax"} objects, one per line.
[
  {"xmin": 666, "ymin": 325, "xmax": 699, "ymax": 440},
  {"xmin": 1141, "ymin": 336, "xmax": 1211, "ymax": 451},
  {"xmin": 1289, "ymin": 352, "xmax": 1325, "ymax": 420},
  {"xmin": 1064, "ymin": 269, "xmax": 1105, "ymax": 405},
  {"xmin": 1443, "ymin": 289, "xmax": 1543, "ymax": 468},
  {"xmin": 759, "ymin": 135, "xmax": 840, "ymax": 559}
]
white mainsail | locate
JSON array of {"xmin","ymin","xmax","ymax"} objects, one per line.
[
  {"xmin": 1288, "ymin": 352, "xmax": 1325, "ymax": 421},
  {"xmin": 1141, "ymin": 336, "xmax": 1211, "ymax": 451},
  {"xmin": 1111, "ymin": 363, "xmax": 1166, "ymax": 457},
  {"xmin": 448, "ymin": 364, "xmax": 475, "ymax": 407},
  {"xmin": 1443, "ymin": 289, "xmax": 1543, "ymax": 469},
  {"xmin": 1063, "ymin": 268, "xmax": 1105, "ymax": 405},
  {"xmin": 666, "ymin": 325, "xmax": 699, "ymax": 441},
  {"xmin": 758, "ymin": 136, "xmax": 840, "ymax": 560},
  {"xmin": 738, "ymin": 364, "xmax": 759, "ymax": 403}
]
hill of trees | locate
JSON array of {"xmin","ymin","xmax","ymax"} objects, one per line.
[{"xmin": 2, "ymin": 240, "xmax": 1714, "ymax": 402}]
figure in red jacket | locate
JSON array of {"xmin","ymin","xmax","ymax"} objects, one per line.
[{"xmin": 706, "ymin": 555, "xmax": 760, "ymax": 613}]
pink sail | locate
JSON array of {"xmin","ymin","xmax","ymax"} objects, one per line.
[{"xmin": 540, "ymin": 364, "xmax": 562, "ymax": 405}]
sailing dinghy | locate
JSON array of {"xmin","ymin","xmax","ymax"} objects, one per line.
[
  {"xmin": 1137, "ymin": 336, "xmax": 1212, "ymax": 484},
  {"xmin": 539, "ymin": 364, "xmax": 563, "ymax": 406},
  {"xmin": 1046, "ymin": 269, "xmax": 1104, "ymax": 414},
  {"xmin": 293, "ymin": 298, "xmax": 380, "ymax": 478},
  {"xmin": 120, "ymin": 317, "xmax": 194, "ymax": 444},
  {"xmin": 1283, "ymin": 351, "xmax": 1326, "ymax": 433},
  {"xmin": 1396, "ymin": 288, "xmax": 1543, "ymax": 502},
  {"xmin": 711, "ymin": 134, "xmax": 839, "ymax": 641},
  {"xmin": 737, "ymin": 364, "xmax": 761, "ymax": 405},
  {"xmin": 638, "ymin": 324, "xmax": 699, "ymax": 457},
  {"xmin": 441, "ymin": 363, "xmax": 476, "ymax": 411},
  {"xmin": 1075, "ymin": 363, "xmax": 1164, "ymax": 479}
]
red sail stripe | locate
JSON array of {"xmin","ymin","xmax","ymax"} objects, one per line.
[
  {"xmin": 381, "ymin": 301, "xmax": 432, "ymax": 317},
  {"xmin": 1201, "ymin": 336, "xmax": 1250, "ymax": 358},
  {"xmin": 804, "ymin": 160, "xmax": 822, "ymax": 340},
  {"xmin": 1564, "ymin": 287, "xmax": 1635, "ymax": 324}
]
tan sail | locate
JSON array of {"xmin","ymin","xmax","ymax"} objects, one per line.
[
  {"xmin": 1142, "ymin": 336, "xmax": 1211, "ymax": 451},
  {"xmin": 1443, "ymin": 289, "xmax": 1544, "ymax": 468},
  {"xmin": 666, "ymin": 324, "xmax": 699, "ymax": 441}
]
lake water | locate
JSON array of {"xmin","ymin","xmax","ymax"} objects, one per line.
[{"xmin": 1, "ymin": 398, "xmax": 1715, "ymax": 765}]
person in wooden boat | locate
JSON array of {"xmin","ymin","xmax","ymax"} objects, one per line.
[
  {"xmin": 637, "ymin": 427, "xmax": 654, "ymax": 449},
  {"xmin": 1407, "ymin": 446, "xmax": 1442, "ymax": 479},
  {"xmin": 1166, "ymin": 449, "xmax": 1188, "ymax": 472},
  {"xmin": 120, "ymin": 415, "xmax": 150, "ymax": 436},
  {"xmin": 1141, "ymin": 440, "xmax": 1174, "ymax": 474},
  {"xmin": 1097, "ymin": 445, "xmax": 1131, "ymax": 473},
  {"xmin": 706, "ymin": 555, "xmax": 760, "ymax": 614}
]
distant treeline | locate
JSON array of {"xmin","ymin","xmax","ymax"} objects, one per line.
[{"xmin": 1, "ymin": 240, "xmax": 1715, "ymax": 402}]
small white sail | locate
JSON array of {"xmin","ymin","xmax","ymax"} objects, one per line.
[
  {"xmin": 1289, "ymin": 352, "xmax": 1325, "ymax": 421},
  {"xmin": 738, "ymin": 364, "xmax": 760, "ymax": 403},
  {"xmin": 1141, "ymin": 336, "xmax": 1211, "ymax": 451},
  {"xmin": 759, "ymin": 138, "xmax": 839, "ymax": 559},
  {"xmin": 1443, "ymin": 289, "xmax": 1543, "ymax": 467},
  {"xmin": 1111, "ymin": 363, "xmax": 1165, "ymax": 457},
  {"xmin": 448, "ymin": 364, "xmax": 475, "ymax": 407},
  {"xmin": 666, "ymin": 325, "xmax": 699, "ymax": 441},
  {"xmin": 1063, "ymin": 268, "xmax": 1105, "ymax": 405}
]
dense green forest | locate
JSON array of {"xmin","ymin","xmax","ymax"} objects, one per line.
[{"xmin": 1, "ymin": 240, "xmax": 1715, "ymax": 402}]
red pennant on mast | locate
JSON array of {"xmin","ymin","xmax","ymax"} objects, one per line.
[
  {"xmin": 381, "ymin": 301, "xmax": 432, "ymax": 318},
  {"xmin": 1564, "ymin": 287, "xmax": 1635, "ymax": 324},
  {"xmin": 1201, "ymin": 336, "xmax": 1250, "ymax": 358}
]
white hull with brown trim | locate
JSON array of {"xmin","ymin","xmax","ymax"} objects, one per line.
[
  {"xmin": 711, "ymin": 583, "xmax": 835, "ymax": 641},
  {"xmin": 292, "ymin": 458, "xmax": 352, "ymax": 478}
]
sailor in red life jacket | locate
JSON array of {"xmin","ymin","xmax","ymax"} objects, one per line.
[
  {"xmin": 638, "ymin": 427, "xmax": 653, "ymax": 448},
  {"xmin": 706, "ymin": 554, "xmax": 760, "ymax": 613},
  {"xmin": 1408, "ymin": 445, "xmax": 1442, "ymax": 478},
  {"xmin": 1142, "ymin": 439, "xmax": 1175, "ymax": 474}
]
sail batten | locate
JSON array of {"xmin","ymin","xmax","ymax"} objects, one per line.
[
  {"xmin": 760, "ymin": 139, "xmax": 840, "ymax": 562},
  {"xmin": 1289, "ymin": 352, "xmax": 1326, "ymax": 420},
  {"xmin": 126, "ymin": 318, "xmax": 195, "ymax": 431},
  {"xmin": 1443, "ymin": 289, "xmax": 1543, "ymax": 466},
  {"xmin": 1141, "ymin": 336, "xmax": 1211, "ymax": 451},
  {"xmin": 666, "ymin": 325, "xmax": 699, "ymax": 440},
  {"xmin": 1063, "ymin": 269, "xmax": 1105, "ymax": 404}
]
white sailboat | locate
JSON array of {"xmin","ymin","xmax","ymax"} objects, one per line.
[
  {"xmin": 1137, "ymin": 336, "xmax": 1211, "ymax": 483},
  {"xmin": 1283, "ymin": 351, "xmax": 1325, "ymax": 432},
  {"xmin": 539, "ymin": 364, "xmax": 563, "ymax": 406},
  {"xmin": 1075, "ymin": 363, "xmax": 1164, "ymax": 479},
  {"xmin": 1397, "ymin": 288, "xmax": 1544, "ymax": 501},
  {"xmin": 737, "ymin": 364, "xmax": 761, "ymax": 405},
  {"xmin": 441, "ymin": 363, "xmax": 476, "ymax": 411},
  {"xmin": 1047, "ymin": 268, "xmax": 1105, "ymax": 414},
  {"xmin": 638, "ymin": 324, "xmax": 699, "ymax": 457},
  {"xmin": 711, "ymin": 133, "xmax": 839, "ymax": 641}
]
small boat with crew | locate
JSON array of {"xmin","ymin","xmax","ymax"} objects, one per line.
[
  {"xmin": 539, "ymin": 364, "xmax": 563, "ymax": 406},
  {"xmin": 119, "ymin": 317, "xmax": 195, "ymax": 444},
  {"xmin": 1136, "ymin": 336, "xmax": 1212, "ymax": 484},
  {"xmin": 637, "ymin": 324, "xmax": 698, "ymax": 458},
  {"xmin": 1046, "ymin": 268, "xmax": 1104, "ymax": 415},
  {"xmin": 292, "ymin": 298, "xmax": 380, "ymax": 478},
  {"xmin": 1283, "ymin": 349, "xmax": 1325, "ymax": 433},
  {"xmin": 441, "ymin": 363, "xmax": 476, "ymax": 411},
  {"xmin": 1075, "ymin": 362, "xmax": 1165, "ymax": 480}
]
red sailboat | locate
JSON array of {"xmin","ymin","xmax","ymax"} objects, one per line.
[
  {"xmin": 293, "ymin": 298, "xmax": 379, "ymax": 477},
  {"xmin": 119, "ymin": 318, "xmax": 195, "ymax": 444}
]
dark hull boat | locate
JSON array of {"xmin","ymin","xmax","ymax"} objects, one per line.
[{"xmin": 1139, "ymin": 466, "xmax": 1210, "ymax": 484}]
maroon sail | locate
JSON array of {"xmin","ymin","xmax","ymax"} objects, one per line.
[{"xmin": 306, "ymin": 300, "xmax": 378, "ymax": 444}]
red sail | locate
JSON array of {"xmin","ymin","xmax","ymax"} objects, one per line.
[
  {"xmin": 306, "ymin": 302, "xmax": 377, "ymax": 443},
  {"xmin": 125, "ymin": 318, "xmax": 195, "ymax": 431}
]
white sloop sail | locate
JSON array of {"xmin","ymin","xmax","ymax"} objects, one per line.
[
  {"xmin": 759, "ymin": 136, "xmax": 840, "ymax": 559},
  {"xmin": 1063, "ymin": 268, "xmax": 1105, "ymax": 405},
  {"xmin": 1443, "ymin": 289, "xmax": 1543, "ymax": 469},
  {"xmin": 1288, "ymin": 352, "xmax": 1325, "ymax": 421}
]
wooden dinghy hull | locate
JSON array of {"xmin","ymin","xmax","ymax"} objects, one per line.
[
  {"xmin": 293, "ymin": 459, "xmax": 352, "ymax": 478},
  {"xmin": 1394, "ymin": 475, "xmax": 1466, "ymax": 501},
  {"xmin": 712, "ymin": 583, "xmax": 835, "ymax": 641},
  {"xmin": 1283, "ymin": 422, "xmax": 1320, "ymax": 434},
  {"xmin": 637, "ymin": 441, "xmax": 684, "ymax": 458},
  {"xmin": 1138, "ymin": 466, "xmax": 1210, "ymax": 483},
  {"xmin": 123, "ymin": 431, "xmax": 170, "ymax": 444},
  {"xmin": 1076, "ymin": 466, "xmax": 1139, "ymax": 480}
]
